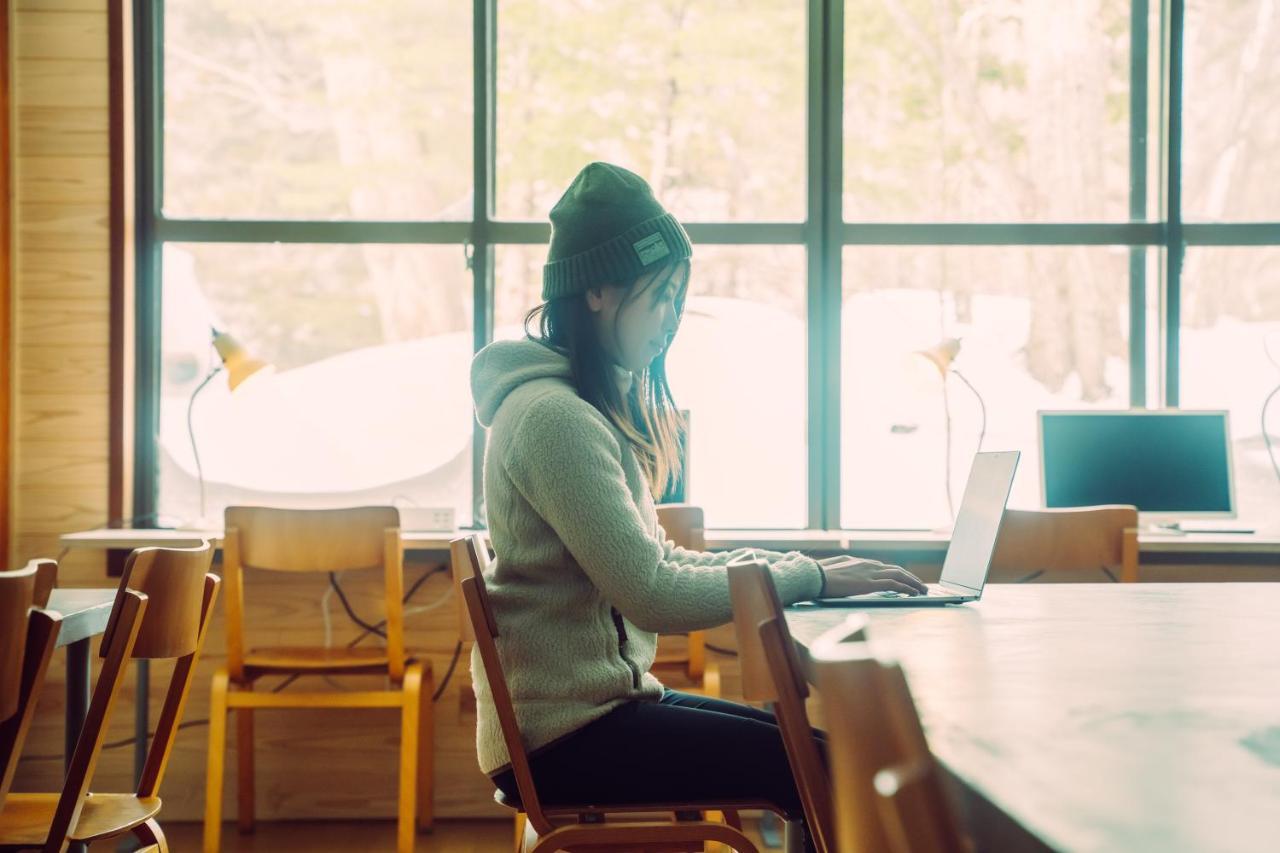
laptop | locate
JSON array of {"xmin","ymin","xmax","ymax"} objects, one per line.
[{"xmin": 816, "ymin": 450, "xmax": 1020, "ymax": 607}]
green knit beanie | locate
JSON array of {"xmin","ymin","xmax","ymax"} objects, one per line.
[{"xmin": 542, "ymin": 162, "xmax": 693, "ymax": 301}]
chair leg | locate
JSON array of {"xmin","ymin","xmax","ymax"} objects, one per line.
[
  {"xmin": 702, "ymin": 659, "xmax": 722, "ymax": 698},
  {"xmin": 513, "ymin": 812, "xmax": 527, "ymax": 853},
  {"xmin": 133, "ymin": 817, "xmax": 169, "ymax": 852},
  {"xmin": 416, "ymin": 666, "xmax": 435, "ymax": 833},
  {"xmin": 236, "ymin": 684, "xmax": 255, "ymax": 834},
  {"xmin": 397, "ymin": 664, "xmax": 423, "ymax": 853},
  {"xmin": 203, "ymin": 668, "xmax": 229, "ymax": 853}
]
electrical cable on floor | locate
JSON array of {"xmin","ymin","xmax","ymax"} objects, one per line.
[
  {"xmin": 433, "ymin": 641, "xmax": 465, "ymax": 702},
  {"xmin": 25, "ymin": 567, "xmax": 459, "ymax": 759},
  {"xmin": 704, "ymin": 643, "xmax": 739, "ymax": 657}
]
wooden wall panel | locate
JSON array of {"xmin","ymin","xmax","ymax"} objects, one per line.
[
  {"xmin": 2, "ymin": 0, "xmax": 12, "ymax": 564},
  {"xmin": 11, "ymin": 0, "xmax": 111, "ymax": 571}
]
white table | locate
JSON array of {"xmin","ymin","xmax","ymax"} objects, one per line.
[{"xmin": 786, "ymin": 584, "xmax": 1280, "ymax": 852}]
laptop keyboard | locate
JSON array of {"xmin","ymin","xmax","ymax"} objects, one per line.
[{"xmin": 871, "ymin": 584, "xmax": 952, "ymax": 598}]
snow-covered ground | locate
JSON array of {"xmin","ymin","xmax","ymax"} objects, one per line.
[{"xmin": 158, "ymin": 274, "xmax": 1280, "ymax": 530}]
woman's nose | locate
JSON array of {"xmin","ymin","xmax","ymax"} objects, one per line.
[{"xmin": 661, "ymin": 305, "xmax": 678, "ymax": 336}]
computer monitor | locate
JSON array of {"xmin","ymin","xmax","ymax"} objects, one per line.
[{"xmin": 1038, "ymin": 410, "xmax": 1235, "ymax": 521}]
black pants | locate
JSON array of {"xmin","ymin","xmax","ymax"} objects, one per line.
[{"xmin": 493, "ymin": 689, "xmax": 823, "ymax": 851}]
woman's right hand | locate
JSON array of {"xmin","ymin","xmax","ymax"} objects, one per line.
[{"xmin": 817, "ymin": 555, "xmax": 928, "ymax": 598}]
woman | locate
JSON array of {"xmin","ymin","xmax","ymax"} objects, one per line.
[{"xmin": 469, "ymin": 162, "xmax": 926, "ymax": 849}]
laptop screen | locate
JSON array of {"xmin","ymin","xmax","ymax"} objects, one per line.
[{"xmin": 940, "ymin": 451, "xmax": 1020, "ymax": 592}]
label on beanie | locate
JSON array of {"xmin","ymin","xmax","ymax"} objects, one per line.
[{"xmin": 633, "ymin": 232, "xmax": 670, "ymax": 265}]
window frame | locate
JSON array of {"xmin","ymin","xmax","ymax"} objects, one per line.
[{"xmin": 131, "ymin": 0, "xmax": 1280, "ymax": 530}]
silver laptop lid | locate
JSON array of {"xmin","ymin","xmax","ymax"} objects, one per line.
[{"xmin": 939, "ymin": 451, "xmax": 1021, "ymax": 595}]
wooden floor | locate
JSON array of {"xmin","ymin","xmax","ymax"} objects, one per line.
[{"xmin": 87, "ymin": 819, "xmax": 775, "ymax": 851}]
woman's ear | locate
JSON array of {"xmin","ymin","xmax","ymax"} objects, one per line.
[{"xmin": 585, "ymin": 286, "xmax": 610, "ymax": 313}]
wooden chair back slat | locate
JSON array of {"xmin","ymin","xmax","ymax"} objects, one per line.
[
  {"xmin": 225, "ymin": 506, "xmax": 399, "ymax": 573},
  {"xmin": 0, "ymin": 607, "xmax": 62, "ymax": 810},
  {"xmin": 222, "ymin": 506, "xmax": 405, "ymax": 682},
  {"xmin": 874, "ymin": 759, "xmax": 963, "ymax": 853},
  {"xmin": 454, "ymin": 535, "xmax": 550, "ymax": 833},
  {"xmin": 727, "ymin": 554, "xmax": 835, "ymax": 853},
  {"xmin": 655, "ymin": 505, "xmax": 708, "ymax": 680},
  {"xmin": 43, "ymin": 542, "xmax": 222, "ymax": 849},
  {"xmin": 727, "ymin": 555, "xmax": 801, "ymax": 703},
  {"xmin": 30, "ymin": 559, "xmax": 57, "ymax": 609},
  {"xmin": 990, "ymin": 505, "xmax": 1139, "ymax": 583},
  {"xmin": 104, "ymin": 542, "xmax": 214, "ymax": 659},
  {"xmin": 812, "ymin": 616, "xmax": 965, "ymax": 853},
  {"xmin": 138, "ymin": 572, "xmax": 222, "ymax": 798},
  {"xmin": 45, "ymin": 590, "xmax": 149, "ymax": 849},
  {"xmin": 0, "ymin": 563, "xmax": 38, "ymax": 723},
  {"xmin": 656, "ymin": 504, "xmax": 705, "ymax": 551},
  {"xmin": 449, "ymin": 538, "xmax": 477, "ymax": 644}
]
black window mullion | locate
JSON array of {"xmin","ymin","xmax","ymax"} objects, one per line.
[
  {"xmin": 1129, "ymin": 0, "xmax": 1150, "ymax": 408},
  {"xmin": 1164, "ymin": 0, "xmax": 1185, "ymax": 408},
  {"xmin": 469, "ymin": 0, "xmax": 497, "ymax": 527},
  {"xmin": 133, "ymin": 0, "xmax": 163, "ymax": 525}
]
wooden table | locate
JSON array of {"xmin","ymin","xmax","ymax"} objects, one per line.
[
  {"xmin": 785, "ymin": 584, "xmax": 1280, "ymax": 853},
  {"xmin": 58, "ymin": 525, "xmax": 1280, "ymax": 558},
  {"xmin": 44, "ymin": 588, "xmax": 116, "ymax": 853}
]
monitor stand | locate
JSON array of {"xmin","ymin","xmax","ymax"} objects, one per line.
[{"xmin": 1143, "ymin": 520, "xmax": 1256, "ymax": 536}]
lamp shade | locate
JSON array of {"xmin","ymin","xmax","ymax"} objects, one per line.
[
  {"xmin": 915, "ymin": 337, "xmax": 962, "ymax": 376},
  {"xmin": 211, "ymin": 330, "xmax": 269, "ymax": 391}
]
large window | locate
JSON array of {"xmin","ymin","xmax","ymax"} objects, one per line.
[{"xmin": 137, "ymin": 1, "xmax": 1280, "ymax": 530}]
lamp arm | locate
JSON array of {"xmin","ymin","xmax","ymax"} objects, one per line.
[
  {"xmin": 187, "ymin": 364, "xmax": 224, "ymax": 520},
  {"xmin": 951, "ymin": 369, "xmax": 987, "ymax": 452},
  {"xmin": 1264, "ymin": 382, "xmax": 1280, "ymax": 488}
]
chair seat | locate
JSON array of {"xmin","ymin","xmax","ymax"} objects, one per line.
[
  {"xmin": 242, "ymin": 645, "xmax": 414, "ymax": 676},
  {"xmin": 493, "ymin": 788, "xmax": 775, "ymax": 817},
  {"xmin": 0, "ymin": 793, "xmax": 161, "ymax": 846}
]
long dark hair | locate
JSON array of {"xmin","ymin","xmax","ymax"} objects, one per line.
[{"xmin": 523, "ymin": 261, "xmax": 689, "ymax": 497}]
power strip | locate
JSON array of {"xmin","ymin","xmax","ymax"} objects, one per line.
[{"xmin": 398, "ymin": 507, "xmax": 457, "ymax": 532}]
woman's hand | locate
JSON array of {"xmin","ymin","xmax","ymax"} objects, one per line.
[{"xmin": 816, "ymin": 555, "xmax": 928, "ymax": 598}]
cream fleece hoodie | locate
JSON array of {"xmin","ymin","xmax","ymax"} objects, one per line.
[{"xmin": 469, "ymin": 338, "xmax": 824, "ymax": 774}]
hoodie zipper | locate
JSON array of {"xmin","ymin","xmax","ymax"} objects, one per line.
[{"xmin": 610, "ymin": 607, "xmax": 642, "ymax": 690}]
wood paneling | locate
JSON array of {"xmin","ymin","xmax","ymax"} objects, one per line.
[
  {"xmin": 3, "ymin": 0, "xmax": 13, "ymax": 564},
  {"xmin": 11, "ymin": 1, "xmax": 109, "ymax": 570}
]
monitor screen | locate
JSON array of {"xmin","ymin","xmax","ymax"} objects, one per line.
[{"xmin": 1040, "ymin": 411, "xmax": 1233, "ymax": 516}]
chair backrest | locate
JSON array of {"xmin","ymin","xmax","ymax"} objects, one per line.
[
  {"xmin": 656, "ymin": 504, "xmax": 707, "ymax": 678},
  {"xmin": 811, "ymin": 616, "xmax": 965, "ymax": 853},
  {"xmin": 989, "ymin": 505, "xmax": 1139, "ymax": 583},
  {"xmin": 223, "ymin": 506, "xmax": 405, "ymax": 680},
  {"xmin": 30, "ymin": 559, "xmax": 56, "ymax": 609},
  {"xmin": 0, "ymin": 563, "xmax": 37, "ymax": 723},
  {"xmin": 453, "ymin": 534, "xmax": 554, "ymax": 834},
  {"xmin": 102, "ymin": 543, "xmax": 214, "ymax": 659},
  {"xmin": 726, "ymin": 554, "xmax": 835, "ymax": 853},
  {"xmin": 44, "ymin": 543, "xmax": 221, "ymax": 848},
  {"xmin": 450, "ymin": 536, "xmax": 479, "ymax": 644},
  {"xmin": 0, "ymin": 563, "xmax": 62, "ymax": 810},
  {"xmin": 656, "ymin": 504, "xmax": 706, "ymax": 551}
]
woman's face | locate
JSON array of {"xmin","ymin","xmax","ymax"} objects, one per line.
[{"xmin": 587, "ymin": 260, "xmax": 689, "ymax": 373}]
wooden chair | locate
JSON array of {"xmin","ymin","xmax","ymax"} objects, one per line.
[
  {"xmin": 0, "ymin": 542, "xmax": 220, "ymax": 852},
  {"xmin": 810, "ymin": 616, "xmax": 966, "ymax": 853},
  {"xmin": 653, "ymin": 504, "xmax": 717, "ymax": 695},
  {"xmin": 204, "ymin": 507, "xmax": 433, "ymax": 853},
  {"xmin": 454, "ymin": 534, "xmax": 770, "ymax": 853},
  {"xmin": 1, "ymin": 562, "xmax": 63, "ymax": 813},
  {"xmin": 989, "ymin": 506, "xmax": 1139, "ymax": 583},
  {"xmin": 726, "ymin": 553, "xmax": 835, "ymax": 853}
]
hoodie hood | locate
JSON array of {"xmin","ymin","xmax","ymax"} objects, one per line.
[
  {"xmin": 471, "ymin": 338, "xmax": 636, "ymax": 428},
  {"xmin": 471, "ymin": 339, "xmax": 574, "ymax": 428}
]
